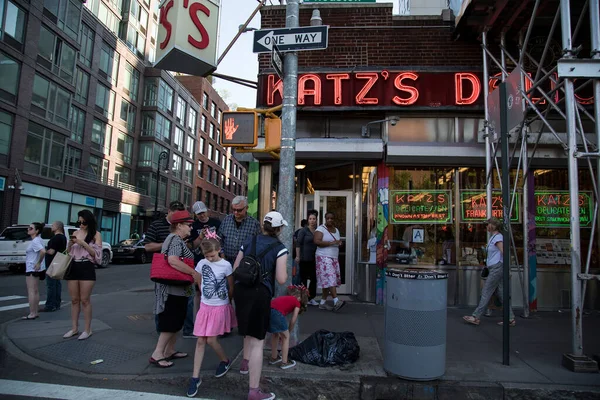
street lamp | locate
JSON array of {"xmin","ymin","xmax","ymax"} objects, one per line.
[
  {"xmin": 154, "ymin": 151, "xmax": 169, "ymax": 218},
  {"xmin": 361, "ymin": 116, "xmax": 400, "ymax": 138}
]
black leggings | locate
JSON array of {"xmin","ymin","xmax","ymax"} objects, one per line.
[{"xmin": 300, "ymin": 260, "xmax": 317, "ymax": 300}]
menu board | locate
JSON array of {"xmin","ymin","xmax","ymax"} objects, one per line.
[
  {"xmin": 460, "ymin": 191, "xmax": 521, "ymax": 222},
  {"xmin": 390, "ymin": 190, "xmax": 452, "ymax": 224},
  {"xmin": 536, "ymin": 238, "xmax": 571, "ymax": 265},
  {"xmin": 535, "ymin": 191, "xmax": 592, "ymax": 227}
]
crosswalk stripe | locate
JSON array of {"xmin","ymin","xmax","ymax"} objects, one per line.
[
  {"xmin": 0, "ymin": 379, "xmax": 217, "ymax": 400},
  {"xmin": 0, "ymin": 301, "xmax": 46, "ymax": 312},
  {"xmin": 0, "ymin": 295, "xmax": 27, "ymax": 302}
]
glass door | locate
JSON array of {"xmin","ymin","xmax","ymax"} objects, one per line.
[{"xmin": 305, "ymin": 191, "xmax": 353, "ymax": 294}]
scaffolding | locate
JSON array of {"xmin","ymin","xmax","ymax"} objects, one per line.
[{"xmin": 458, "ymin": 0, "xmax": 600, "ymax": 370}]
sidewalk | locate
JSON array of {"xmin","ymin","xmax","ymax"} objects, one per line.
[{"xmin": 2, "ymin": 286, "xmax": 599, "ymax": 399}]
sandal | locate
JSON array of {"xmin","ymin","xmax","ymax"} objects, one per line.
[
  {"xmin": 497, "ymin": 319, "xmax": 516, "ymax": 327},
  {"xmin": 149, "ymin": 357, "xmax": 173, "ymax": 368},
  {"xmin": 463, "ymin": 316, "xmax": 480, "ymax": 326},
  {"xmin": 165, "ymin": 351, "xmax": 188, "ymax": 360}
]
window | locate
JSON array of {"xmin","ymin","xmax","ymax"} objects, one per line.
[
  {"xmin": 142, "ymin": 112, "xmax": 171, "ymax": 142},
  {"xmin": 172, "ymin": 153, "xmax": 182, "ymax": 179},
  {"xmin": 74, "ymin": 68, "xmax": 89, "ymax": 105},
  {"xmin": 88, "ymin": 155, "xmax": 108, "ymax": 183},
  {"xmin": 79, "ymin": 23, "xmax": 94, "ymax": 67},
  {"xmin": 98, "ymin": 2, "xmax": 119, "ymax": 35},
  {"xmin": 205, "ymin": 190, "xmax": 211, "ymax": 208},
  {"xmin": 215, "ymin": 149, "xmax": 220, "ymax": 166},
  {"xmin": 170, "ymin": 181, "xmax": 180, "ymax": 202},
  {"xmin": 221, "ymin": 154, "xmax": 226, "ymax": 169},
  {"xmin": 117, "ymin": 132, "xmax": 133, "ymax": 164},
  {"xmin": 37, "ymin": 25, "xmax": 77, "ymax": 84},
  {"xmin": 31, "ymin": 74, "xmax": 71, "ymax": 128},
  {"xmin": 143, "ymin": 78, "xmax": 157, "ymax": 106},
  {"xmin": 213, "ymin": 171, "xmax": 219, "ymax": 186},
  {"xmin": 0, "ymin": 110, "xmax": 13, "ymax": 155},
  {"xmin": 188, "ymin": 108, "xmax": 198, "ymax": 131},
  {"xmin": 176, "ymin": 96, "xmax": 186, "ymax": 124},
  {"xmin": 186, "ymin": 136, "xmax": 195, "ymax": 159},
  {"xmin": 199, "ymin": 137, "xmax": 205, "ymax": 155},
  {"xmin": 43, "ymin": 0, "xmax": 81, "ymax": 40},
  {"xmin": 120, "ymin": 98, "xmax": 136, "ymax": 132},
  {"xmin": 208, "ymin": 144, "xmax": 213, "ymax": 161},
  {"xmin": 218, "ymin": 109, "xmax": 222, "ymax": 123},
  {"xmin": 209, "ymin": 123, "xmax": 215, "ymax": 139},
  {"xmin": 95, "ymin": 84, "xmax": 116, "ymax": 120},
  {"xmin": 129, "ymin": 1, "xmax": 148, "ymax": 35},
  {"xmin": 225, "ymin": 199, "xmax": 230, "ymax": 213},
  {"xmin": 184, "ymin": 161, "xmax": 193, "ymax": 184},
  {"xmin": 136, "ymin": 172, "xmax": 166, "ymax": 202},
  {"xmin": 99, "ymin": 41, "xmax": 119, "ymax": 85},
  {"xmin": 24, "ymin": 122, "xmax": 65, "ymax": 180},
  {"xmin": 64, "ymin": 146, "xmax": 81, "ymax": 174},
  {"xmin": 0, "ymin": 1, "xmax": 26, "ymax": 51},
  {"xmin": 158, "ymin": 80, "xmax": 173, "ymax": 114},
  {"xmin": 197, "ymin": 160, "xmax": 204, "ymax": 178},
  {"xmin": 137, "ymin": 142, "xmax": 168, "ymax": 168},
  {"xmin": 91, "ymin": 118, "xmax": 112, "ymax": 155},
  {"xmin": 196, "ymin": 187, "xmax": 202, "ymax": 202},
  {"xmin": 69, "ymin": 105, "xmax": 85, "ymax": 143},
  {"xmin": 220, "ymin": 196, "xmax": 225, "ymax": 213},
  {"xmin": 174, "ymin": 126, "xmax": 184, "ymax": 152},
  {"xmin": 202, "ymin": 92, "xmax": 208, "ymax": 109},
  {"xmin": 213, "ymin": 193, "xmax": 218, "ymax": 211},
  {"xmin": 0, "ymin": 51, "xmax": 19, "ymax": 104},
  {"xmin": 211, "ymin": 102, "xmax": 217, "ymax": 118},
  {"xmin": 201, "ymin": 114, "xmax": 207, "ymax": 132},
  {"xmin": 124, "ymin": 22, "xmax": 146, "ymax": 58},
  {"xmin": 183, "ymin": 186, "xmax": 192, "ymax": 207},
  {"xmin": 123, "ymin": 62, "xmax": 140, "ymax": 101},
  {"xmin": 207, "ymin": 166, "xmax": 212, "ymax": 183},
  {"xmin": 114, "ymin": 164, "xmax": 131, "ymax": 185}
]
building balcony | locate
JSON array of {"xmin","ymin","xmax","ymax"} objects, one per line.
[{"xmin": 64, "ymin": 166, "xmax": 147, "ymax": 196}]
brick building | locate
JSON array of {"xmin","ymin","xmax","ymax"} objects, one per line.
[{"xmin": 0, "ymin": 0, "xmax": 245, "ymax": 244}]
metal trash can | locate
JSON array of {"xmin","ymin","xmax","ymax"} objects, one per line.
[
  {"xmin": 355, "ymin": 262, "xmax": 377, "ymax": 302},
  {"xmin": 384, "ymin": 267, "xmax": 448, "ymax": 380}
]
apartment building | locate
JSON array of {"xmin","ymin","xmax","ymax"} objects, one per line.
[{"xmin": 0, "ymin": 0, "xmax": 245, "ymax": 243}]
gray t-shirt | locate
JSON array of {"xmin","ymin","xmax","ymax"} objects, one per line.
[{"xmin": 297, "ymin": 227, "xmax": 317, "ymax": 262}]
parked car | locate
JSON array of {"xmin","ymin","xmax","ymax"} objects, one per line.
[
  {"xmin": 111, "ymin": 239, "xmax": 150, "ymax": 264},
  {"xmin": 0, "ymin": 224, "xmax": 113, "ymax": 273}
]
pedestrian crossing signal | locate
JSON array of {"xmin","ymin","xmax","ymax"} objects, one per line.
[{"xmin": 220, "ymin": 111, "xmax": 258, "ymax": 147}]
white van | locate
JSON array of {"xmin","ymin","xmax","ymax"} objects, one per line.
[{"xmin": 0, "ymin": 224, "xmax": 113, "ymax": 273}]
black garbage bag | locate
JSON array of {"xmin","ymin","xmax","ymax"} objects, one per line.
[{"xmin": 289, "ymin": 329, "xmax": 360, "ymax": 367}]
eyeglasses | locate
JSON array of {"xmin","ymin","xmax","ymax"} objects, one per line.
[
  {"xmin": 27, "ymin": 227, "xmax": 34, "ymax": 231},
  {"xmin": 232, "ymin": 207, "xmax": 246, "ymax": 213},
  {"xmin": 78, "ymin": 221, "xmax": 88, "ymax": 226}
]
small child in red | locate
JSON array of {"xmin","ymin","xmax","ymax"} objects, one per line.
[{"xmin": 268, "ymin": 285, "xmax": 308, "ymax": 369}]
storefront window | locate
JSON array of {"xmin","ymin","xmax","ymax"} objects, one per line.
[{"xmin": 18, "ymin": 197, "xmax": 48, "ymax": 224}]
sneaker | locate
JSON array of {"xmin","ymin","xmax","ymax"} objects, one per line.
[
  {"xmin": 186, "ymin": 377, "xmax": 201, "ymax": 398},
  {"xmin": 248, "ymin": 389, "xmax": 276, "ymax": 400},
  {"xmin": 333, "ymin": 300, "xmax": 346, "ymax": 312},
  {"xmin": 240, "ymin": 358, "xmax": 249, "ymax": 375},
  {"xmin": 268, "ymin": 355, "xmax": 282, "ymax": 365},
  {"xmin": 484, "ymin": 309, "xmax": 493, "ymax": 317},
  {"xmin": 280, "ymin": 360, "xmax": 296, "ymax": 370},
  {"xmin": 318, "ymin": 303, "xmax": 333, "ymax": 311},
  {"xmin": 308, "ymin": 299, "xmax": 319, "ymax": 306},
  {"xmin": 215, "ymin": 359, "xmax": 231, "ymax": 378}
]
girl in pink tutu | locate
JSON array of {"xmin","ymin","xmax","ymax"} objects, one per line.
[{"xmin": 187, "ymin": 236, "xmax": 237, "ymax": 398}]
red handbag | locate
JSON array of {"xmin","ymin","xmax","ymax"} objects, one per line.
[{"xmin": 150, "ymin": 235, "xmax": 195, "ymax": 286}]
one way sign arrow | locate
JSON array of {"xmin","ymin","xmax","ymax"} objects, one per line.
[{"xmin": 253, "ymin": 25, "xmax": 329, "ymax": 53}]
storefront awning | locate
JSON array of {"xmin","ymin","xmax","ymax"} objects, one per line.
[{"xmin": 296, "ymin": 138, "xmax": 384, "ymax": 160}]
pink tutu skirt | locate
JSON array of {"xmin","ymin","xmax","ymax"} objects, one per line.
[{"xmin": 193, "ymin": 303, "xmax": 237, "ymax": 337}]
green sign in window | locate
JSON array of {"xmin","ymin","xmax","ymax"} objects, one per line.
[
  {"xmin": 535, "ymin": 191, "xmax": 592, "ymax": 227},
  {"xmin": 460, "ymin": 191, "xmax": 521, "ymax": 223},
  {"xmin": 390, "ymin": 190, "xmax": 452, "ymax": 224}
]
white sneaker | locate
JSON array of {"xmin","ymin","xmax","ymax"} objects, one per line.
[{"xmin": 308, "ymin": 299, "xmax": 319, "ymax": 306}]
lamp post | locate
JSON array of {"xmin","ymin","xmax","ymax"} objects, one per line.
[
  {"xmin": 361, "ymin": 117, "xmax": 400, "ymax": 138},
  {"xmin": 154, "ymin": 151, "xmax": 169, "ymax": 218}
]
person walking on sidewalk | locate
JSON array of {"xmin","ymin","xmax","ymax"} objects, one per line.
[
  {"xmin": 313, "ymin": 212, "xmax": 345, "ymax": 312},
  {"xmin": 42, "ymin": 221, "xmax": 67, "ymax": 312},
  {"xmin": 295, "ymin": 210, "xmax": 319, "ymax": 305},
  {"xmin": 463, "ymin": 217, "xmax": 515, "ymax": 327},
  {"xmin": 233, "ymin": 211, "xmax": 289, "ymax": 400},
  {"xmin": 268, "ymin": 285, "xmax": 308, "ymax": 370},
  {"xmin": 186, "ymin": 236, "xmax": 236, "ymax": 398},
  {"xmin": 64, "ymin": 210, "xmax": 103, "ymax": 340},
  {"xmin": 150, "ymin": 211, "xmax": 200, "ymax": 368},
  {"xmin": 22, "ymin": 222, "xmax": 46, "ymax": 320},
  {"xmin": 218, "ymin": 196, "xmax": 261, "ymax": 265}
]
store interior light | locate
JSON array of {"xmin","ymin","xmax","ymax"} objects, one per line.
[{"xmin": 295, "ymin": 164, "xmax": 306, "ymax": 170}]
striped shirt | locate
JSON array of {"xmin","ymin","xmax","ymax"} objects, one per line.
[
  {"xmin": 218, "ymin": 214, "xmax": 262, "ymax": 262},
  {"xmin": 144, "ymin": 218, "xmax": 171, "ymax": 251}
]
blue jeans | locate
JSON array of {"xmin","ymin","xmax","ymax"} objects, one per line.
[
  {"xmin": 45, "ymin": 276, "xmax": 61, "ymax": 310},
  {"xmin": 183, "ymin": 291, "xmax": 195, "ymax": 335}
]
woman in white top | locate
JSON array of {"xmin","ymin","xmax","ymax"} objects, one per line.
[
  {"xmin": 313, "ymin": 212, "xmax": 346, "ymax": 312},
  {"xmin": 463, "ymin": 218, "xmax": 515, "ymax": 326},
  {"xmin": 23, "ymin": 222, "xmax": 46, "ymax": 320}
]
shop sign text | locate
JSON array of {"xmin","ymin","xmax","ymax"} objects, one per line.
[
  {"xmin": 460, "ymin": 191, "xmax": 521, "ymax": 223},
  {"xmin": 535, "ymin": 191, "xmax": 592, "ymax": 227},
  {"xmin": 390, "ymin": 190, "xmax": 452, "ymax": 224}
]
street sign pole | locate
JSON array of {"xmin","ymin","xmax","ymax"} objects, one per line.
[
  {"xmin": 271, "ymin": 44, "xmax": 284, "ymax": 80},
  {"xmin": 500, "ymin": 81, "xmax": 511, "ymax": 366}
]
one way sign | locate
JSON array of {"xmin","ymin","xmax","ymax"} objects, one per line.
[{"xmin": 252, "ymin": 25, "xmax": 329, "ymax": 53}]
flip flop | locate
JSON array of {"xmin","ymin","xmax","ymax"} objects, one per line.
[
  {"xmin": 21, "ymin": 315, "xmax": 39, "ymax": 320},
  {"xmin": 497, "ymin": 319, "xmax": 516, "ymax": 327},
  {"xmin": 149, "ymin": 357, "xmax": 173, "ymax": 368},
  {"xmin": 166, "ymin": 351, "xmax": 188, "ymax": 360},
  {"xmin": 463, "ymin": 315, "xmax": 480, "ymax": 326}
]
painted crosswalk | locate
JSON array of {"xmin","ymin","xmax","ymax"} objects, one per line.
[
  {"xmin": 0, "ymin": 294, "xmax": 46, "ymax": 312},
  {"xmin": 0, "ymin": 379, "xmax": 218, "ymax": 400}
]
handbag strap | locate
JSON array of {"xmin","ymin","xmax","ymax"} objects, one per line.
[
  {"xmin": 162, "ymin": 235, "xmax": 185, "ymax": 260},
  {"xmin": 321, "ymin": 225, "xmax": 338, "ymax": 242}
]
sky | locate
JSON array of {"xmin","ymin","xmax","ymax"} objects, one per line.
[{"xmin": 213, "ymin": 0, "xmax": 403, "ymax": 109}]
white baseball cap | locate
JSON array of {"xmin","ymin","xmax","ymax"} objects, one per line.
[
  {"xmin": 264, "ymin": 211, "xmax": 288, "ymax": 227},
  {"xmin": 192, "ymin": 201, "xmax": 208, "ymax": 214}
]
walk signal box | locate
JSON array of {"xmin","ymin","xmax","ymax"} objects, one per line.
[{"xmin": 220, "ymin": 111, "xmax": 258, "ymax": 147}]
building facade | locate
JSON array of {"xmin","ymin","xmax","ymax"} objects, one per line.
[{"xmin": 0, "ymin": 0, "xmax": 245, "ymax": 243}]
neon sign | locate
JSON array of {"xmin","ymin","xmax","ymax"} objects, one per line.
[
  {"xmin": 535, "ymin": 191, "xmax": 592, "ymax": 227},
  {"xmin": 390, "ymin": 190, "xmax": 452, "ymax": 224},
  {"xmin": 460, "ymin": 191, "xmax": 521, "ymax": 222},
  {"xmin": 259, "ymin": 71, "xmax": 483, "ymax": 108}
]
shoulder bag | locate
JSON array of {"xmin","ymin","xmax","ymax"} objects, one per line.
[
  {"xmin": 150, "ymin": 235, "xmax": 195, "ymax": 286},
  {"xmin": 46, "ymin": 251, "xmax": 72, "ymax": 280}
]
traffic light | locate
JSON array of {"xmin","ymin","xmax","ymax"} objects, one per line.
[{"xmin": 220, "ymin": 111, "xmax": 258, "ymax": 147}]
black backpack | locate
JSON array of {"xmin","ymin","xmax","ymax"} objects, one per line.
[{"xmin": 234, "ymin": 235, "xmax": 280, "ymax": 287}]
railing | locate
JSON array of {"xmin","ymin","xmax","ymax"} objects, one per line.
[{"xmin": 64, "ymin": 166, "xmax": 147, "ymax": 196}]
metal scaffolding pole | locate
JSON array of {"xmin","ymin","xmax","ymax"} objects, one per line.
[{"xmin": 483, "ymin": 32, "xmax": 493, "ymax": 241}]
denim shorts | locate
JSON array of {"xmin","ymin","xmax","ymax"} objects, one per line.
[{"xmin": 267, "ymin": 309, "xmax": 288, "ymax": 333}]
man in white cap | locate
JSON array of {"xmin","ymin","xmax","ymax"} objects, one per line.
[{"xmin": 183, "ymin": 201, "xmax": 222, "ymax": 338}]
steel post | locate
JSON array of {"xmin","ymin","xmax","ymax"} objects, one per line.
[
  {"xmin": 500, "ymin": 82, "xmax": 511, "ymax": 366},
  {"xmin": 519, "ymin": 33, "xmax": 530, "ymax": 317},
  {"xmin": 483, "ymin": 32, "xmax": 493, "ymax": 237},
  {"xmin": 560, "ymin": 0, "xmax": 583, "ymax": 357}
]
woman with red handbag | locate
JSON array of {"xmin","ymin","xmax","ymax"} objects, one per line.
[{"xmin": 150, "ymin": 211, "xmax": 201, "ymax": 368}]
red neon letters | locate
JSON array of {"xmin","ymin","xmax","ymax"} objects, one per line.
[
  {"xmin": 326, "ymin": 73, "xmax": 350, "ymax": 105},
  {"xmin": 159, "ymin": 0, "xmax": 212, "ymax": 51},
  {"xmin": 393, "ymin": 72, "xmax": 419, "ymax": 105},
  {"xmin": 158, "ymin": 0, "xmax": 174, "ymax": 50},
  {"xmin": 455, "ymin": 73, "xmax": 481, "ymax": 105},
  {"xmin": 355, "ymin": 73, "xmax": 380, "ymax": 105},
  {"xmin": 298, "ymin": 74, "xmax": 322, "ymax": 105}
]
